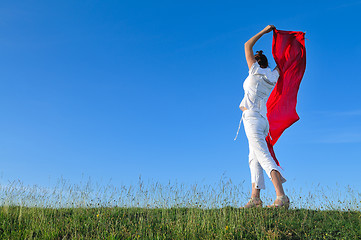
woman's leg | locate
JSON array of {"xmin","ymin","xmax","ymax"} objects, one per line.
[
  {"xmin": 242, "ymin": 144, "xmax": 264, "ymax": 208},
  {"xmin": 251, "ymin": 183, "xmax": 261, "ymax": 198},
  {"xmin": 249, "ymin": 150, "xmax": 266, "ymax": 191},
  {"xmin": 270, "ymin": 170, "xmax": 285, "ymax": 196}
]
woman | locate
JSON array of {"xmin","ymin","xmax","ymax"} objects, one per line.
[{"xmin": 240, "ymin": 25, "xmax": 289, "ymax": 208}]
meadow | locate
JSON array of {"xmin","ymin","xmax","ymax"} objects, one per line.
[{"xmin": 0, "ymin": 177, "xmax": 360, "ymax": 239}]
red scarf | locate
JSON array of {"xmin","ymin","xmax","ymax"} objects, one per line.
[{"xmin": 266, "ymin": 29, "xmax": 306, "ymax": 166}]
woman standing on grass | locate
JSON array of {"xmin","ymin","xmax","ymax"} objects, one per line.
[{"xmin": 240, "ymin": 25, "xmax": 289, "ymax": 209}]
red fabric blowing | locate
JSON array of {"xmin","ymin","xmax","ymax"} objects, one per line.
[{"xmin": 266, "ymin": 29, "xmax": 306, "ymax": 166}]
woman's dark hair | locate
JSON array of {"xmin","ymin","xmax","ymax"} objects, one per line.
[{"xmin": 255, "ymin": 50, "xmax": 268, "ymax": 68}]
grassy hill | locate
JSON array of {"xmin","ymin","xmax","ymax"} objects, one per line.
[{"xmin": 1, "ymin": 178, "xmax": 360, "ymax": 239}]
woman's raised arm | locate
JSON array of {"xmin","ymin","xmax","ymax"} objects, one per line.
[{"xmin": 244, "ymin": 25, "xmax": 275, "ymax": 69}]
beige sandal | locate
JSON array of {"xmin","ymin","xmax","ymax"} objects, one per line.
[
  {"xmin": 241, "ymin": 197, "xmax": 263, "ymax": 209},
  {"xmin": 267, "ymin": 195, "xmax": 290, "ymax": 209}
]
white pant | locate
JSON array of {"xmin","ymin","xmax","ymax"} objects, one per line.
[{"xmin": 243, "ymin": 110, "xmax": 286, "ymax": 190}]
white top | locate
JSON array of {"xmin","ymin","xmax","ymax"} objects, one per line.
[{"xmin": 239, "ymin": 62, "xmax": 279, "ymax": 119}]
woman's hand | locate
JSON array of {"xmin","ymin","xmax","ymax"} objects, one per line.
[{"xmin": 262, "ymin": 25, "xmax": 276, "ymax": 34}]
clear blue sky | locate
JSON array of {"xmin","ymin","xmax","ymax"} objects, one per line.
[{"xmin": 1, "ymin": 0, "xmax": 361, "ymax": 195}]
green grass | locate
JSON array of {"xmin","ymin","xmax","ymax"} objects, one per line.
[
  {"xmin": 1, "ymin": 206, "xmax": 361, "ymax": 239},
  {"xmin": 1, "ymin": 178, "xmax": 360, "ymax": 239}
]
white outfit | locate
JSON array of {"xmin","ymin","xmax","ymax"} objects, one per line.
[{"xmin": 240, "ymin": 62, "xmax": 286, "ymax": 190}]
